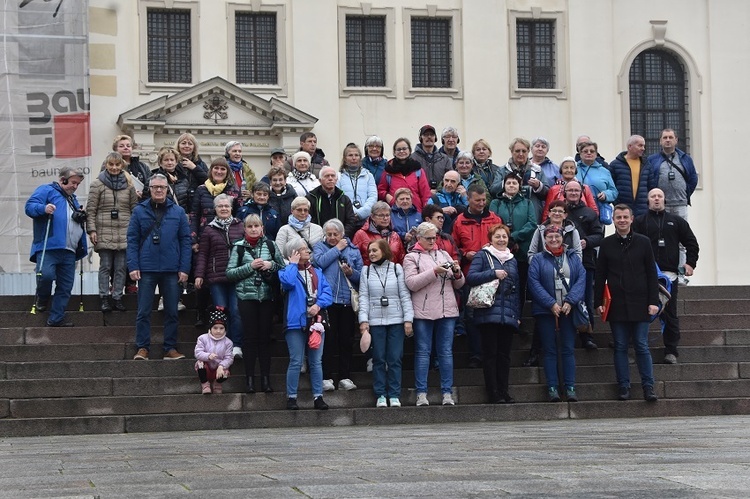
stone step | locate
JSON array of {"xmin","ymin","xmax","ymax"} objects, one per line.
[
  {"xmin": 678, "ymin": 286, "xmax": 750, "ymax": 300},
  {"xmin": 1, "ymin": 396, "xmax": 749, "ymax": 438},
  {"xmin": 680, "ymin": 299, "xmax": 750, "ymax": 315}
]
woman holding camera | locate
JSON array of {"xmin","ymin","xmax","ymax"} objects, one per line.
[
  {"xmin": 359, "ymin": 239, "xmax": 413, "ymax": 408},
  {"xmin": 226, "ymin": 214, "xmax": 285, "ymax": 393},
  {"xmin": 312, "ymin": 219, "xmax": 363, "ymax": 392},
  {"xmin": 403, "ymin": 222, "xmax": 465, "ymax": 406},
  {"xmin": 466, "ymin": 224, "xmax": 521, "ymax": 404},
  {"xmin": 87, "ymin": 152, "xmax": 138, "ymax": 312}
]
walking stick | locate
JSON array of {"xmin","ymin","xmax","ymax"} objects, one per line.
[
  {"xmin": 78, "ymin": 258, "xmax": 84, "ymax": 312},
  {"xmin": 31, "ymin": 215, "xmax": 52, "ymax": 314}
]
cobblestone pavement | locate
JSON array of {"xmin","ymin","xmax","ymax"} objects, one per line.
[{"xmin": 1, "ymin": 415, "xmax": 749, "ymax": 498}]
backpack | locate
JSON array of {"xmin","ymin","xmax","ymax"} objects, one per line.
[
  {"xmin": 235, "ymin": 240, "xmax": 283, "ymax": 301},
  {"xmin": 385, "ymin": 169, "xmax": 421, "ymax": 188}
]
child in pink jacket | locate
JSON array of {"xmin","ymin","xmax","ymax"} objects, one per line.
[{"xmin": 194, "ymin": 306, "xmax": 234, "ymax": 394}]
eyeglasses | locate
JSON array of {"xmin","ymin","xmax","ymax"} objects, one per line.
[
  {"xmin": 550, "ymin": 209, "xmax": 566, "ymax": 214},
  {"xmin": 150, "ymin": 185, "xmax": 168, "ymax": 191},
  {"xmin": 432, "ymin": 216, "xmax": 445, "ymax": 221},
  {"xmin": 394, "ymin": 147, "xmax": 410, "ymax": 152},
  {"xmin": 421, "ymin": 236, "xmax": 437, "ymax": 241},
  {"xmin": 373, "ymin": 213, "xmax": 390, "ymax": 218}
]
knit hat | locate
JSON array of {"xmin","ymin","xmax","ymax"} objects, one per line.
[
  {"xmin": 544, "ymin": 225, "xmax": 564, "ymax": 237},
  {"xmin": 208, "ymin": 306, "xmax": 228, "ymax": 327},
  {"xmin": 291, "ymin": 151, "xmax": 311, "ymax": 166}
]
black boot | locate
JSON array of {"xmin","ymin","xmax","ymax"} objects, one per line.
[
  {"xmin": 522, "ymin": 349, "xmax": 539, "ymax": 367},
  {"xmin": 100, "ymin": 297, "xmax": 112, "ymax": 313},
  {"xmin": 245, "ymin": 376, "xmax": 255, "ymax": 394},
  {"xmin": 261, "ymin": 376, "xmax": 273, "ymax": 393}
]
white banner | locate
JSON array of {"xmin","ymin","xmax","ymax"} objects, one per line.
[{"xmin": 0, "ymin": 0, "xmax": 90, "ymax": 275}]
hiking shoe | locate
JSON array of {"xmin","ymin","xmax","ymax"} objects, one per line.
[
  {"xmin": 314, "ymin": 396, "xmax": 329, "ymax": 410},
  {"xmin": 618, "ymin": 386, "xmax": 631, "ymax": 401},
  {"xmin": 664, "ymin": 353, "xmax": 677, "ymax": 364},
  {"xmin": 389, "ymin": 397, "xmax": 401, "ymax": 407},
  {"xmin": 376, "ymin": 396, "xmax": 387, "ymax": 408},
  {"xmin": 548, "ymin": 387, "xmax": 561, "ymax": 402},
  {"xmin": 100, "ymin": 297, "xmax": 112, "ymax": 313},
  {"xmin": 113, "ymin": 299, "xmax": 127, "ymax": 312},
  {"xmin": 34, "ymin": 297, "xmax": 48, "ymax": 312},
  {"xmin": 163, "ymin": 350, "xmax": 185, "ymax": 360},
  {"xmin": 212, "ymin": 381, "xmax": 223, "ymax": 395},
  {"xmin": 133, "ymin": 348, "xmax": 149, "ymax": 360},
  {"xmin": 338, "ymin": 379, "xmax": 357, "ymax": 391},
  {"xmin": 416, "ymin": 393, "xmax": 429, "ymax": 406},
  {"xmin": 322, "ymin": 379, "xmax": 335, "ymax": 391},
  {"xmin": 644, "ymin": 386, "xmax": 658, "ymax": 402},
  {"xmin": 232, "ymin": 347, "xmax": 243, "ymax": 359},
  {"xmin": 286, "ymin": 397, "xmax": 299, "ymax": 410},
  {"xmin": 201, "ymin": 382, "xmax": 211, "ymax": 394},
  {"xmin": 47, "ymin": 320, "xmax": 74, "ymax": 327},
  {"xmin": 442, "ymin": 393, "xmax": 455, "ymax": 406},
  {"xmin": 566, "ymin": 386, "xmax": 578, "ymax": 402}
]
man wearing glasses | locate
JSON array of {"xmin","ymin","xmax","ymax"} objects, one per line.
[{"xmin": 127, "ymin": 174, "xmax": 192, "ymax": 360}]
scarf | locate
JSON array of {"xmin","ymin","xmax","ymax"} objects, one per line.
[
  {"xmin": 367, "ymin": 218, "xmax": 392, "ymax": 237},
  {"xmin": 98, "ymin": 171, "xmax": 128, "ymax": 191},
  {"xmin": 297, "ymin": 262, "xmax": 318, "ymax": 296},
  {"xmin": 545, "ymin": 244, "xmax": 565, "ymax": 257},
  {"xmin": 204, "ymin": 178, "xmax": 227, "ymax": 197},
  {"xmin": 292, "ymin": 169, "xmax": 312, "ymax": 181},
  {"xmin": 227, "ymin": 159, "xmax": 243, "ymax": 173},
  {"xmin": 244, "ymin": 234, "xmax": 260, "ymax": 247},
  {"xmin": 371, "ymin": 257, "xmax": 387, "ymax": 266},
  {"xmin": 288, "ymin": 214, "xmax": 311, "ymax": 231},
  {"xmin": 345, "ymin": 165, "xmax": 361, "ymax": 175},
  {"xmin": 484, "ymin": 244, "xmax": 514, "ymax": 263}
]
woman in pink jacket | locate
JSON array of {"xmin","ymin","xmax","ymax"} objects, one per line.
[{"xmin": 403, "ymin": 222, "xmax": 465, "ymax": 406}]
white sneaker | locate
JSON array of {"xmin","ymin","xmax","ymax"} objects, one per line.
[
  {"xmin": 416, "ymin": 393, "xmax": 429, "ymax": 406},
  {"xmin": 322, "ymin": 379, "xmax": 335, "ymax": 391},
  {"xmin": 389, "ymin": 397, "xmax": 401, "ymax": 407},
  {"xmin": 232, "ymin": 347, "xmax": 243, "ymax": 359},
  {"xmin": 177, "ymin": 300, "xmax": 186, "ymax": 311},
  {"xmin": 338, "ymin": 379, "xmax": 357, "ymax": 391},
  {"xmin": 376, "ymin": 396, "xmax": 387, "ymax": 408},
  {"xmin": 366, "ymin": 358, "xmax": 373, "ymax": 373},
  {"xmin": 157, "ymin": 297, "xmax": 164, "ymax": 311},
  {"xmin": 442, "ymin": 393, "xmax": 455, "ymax": 406}
]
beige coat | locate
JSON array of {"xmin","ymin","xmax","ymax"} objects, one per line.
[{"xmin": 86, "ymin": 172, "xmax": 138, "ymax": 251}]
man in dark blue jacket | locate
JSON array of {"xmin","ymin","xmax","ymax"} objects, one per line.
[
  {"xmin": 609, "ymin": 135, "xmax": 650, "ymax": 217},
  {"xmin": 128, "ymin": 174, "xmax": 192, "ymax": 360},
  {"xmin": 25, "ymin": 166, "xmax": 88, "ymax": 327}
]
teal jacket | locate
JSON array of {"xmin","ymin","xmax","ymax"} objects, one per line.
[
  {"xmin": 226, "ymin": 236, "xmax": 285, "ymax": 301},
  {"xmin": 489, "ymin": 193, "xmax": 539, "ymax": 262}
]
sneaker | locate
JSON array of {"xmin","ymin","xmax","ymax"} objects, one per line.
[
  {"xmin": 113, "ymin": 299, "xmax": 127, "ymax": 312},
  {"xmin": 566, "ymin": 386, "xmax": 578, "ymax": 402},
  {"xmin": 314, "ymin": 396, "xmax": 329, "ymax": 410},
  {"xmin": 232, "ymin": 347, "xmax": 243, "ymax": 359},
  {"xmin": 664, "ymin": 353, "xmax": 677, "ymax": 364},
  {"xmin": 548, "ymin": 387, "xmax": 561, "ymax": 402},
  {"xmin": 376, "ymin": 396, "xmax": 387, "ymax": 408},
  {"xmin": 133, "ymin": 348, "xmax": 149, "ymax": 360},
  {"xmin": 643, "ymin": 386, "xmax": 658, "ymax": 402},
  {"xmin": 286, "ymin": 397, "xmax": 299, "ymax": 410},
  {"xmin": 338, "ymin": 379, "xmax": 357, "ymax": 391},
  {"xmin": 366, "ymin": 358, "xmax": 373, "ymax": 373},
  {"xmin": 618, "ymin": 386, "xmax": 631, "ymax": 401},
  {"xmin": 442, "ymin": 393, "xmax": 455, "ymax": 406},
  {"xmin": 212, "ymin": 381, "xmax": 223, "ymax": 395},
  {"xmin": 416, "ymin": 393, "xmax": 429, "ymax": 406},
  {"xmin": 177, "ymin": 300, "xmax": 186, "ymax": 312},
  {"xmin": 157, "ymin": 297, "xmax": 164, "ymax": 311},
  {"xmin": 389, "ymin": 397, "xmax": 401, "ymax": 407},
  {"xmin": 201, "ymin": 381, "xmax": 212, "ymax": 394},
  {"xmin": 163, "ymin": 350, "xmax": 185, "ymax": 360},
  {"xmin": 322, "ymin": 379, "xmax": 335, "ymax": 392}
]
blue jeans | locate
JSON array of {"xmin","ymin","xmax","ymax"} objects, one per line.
[
  {"xmin": 286, "ymin": 328, "xmax": 324, "ymax": 399},
  {"xmin": 611, "ymin": 321, "xmax": 654, "ymax": 388},
  {"xmin": 35, "ymin": 249, "xmax": 76, "ymax": 325},
  {"xmin": 370, "ymin": 324, "xmax": 404, "ymax": 398},
  {"xmin": 537, "ymin": 314, "xmax": 577, "ymax": 389},
  {"xmin": 413, "ymin": 318, "xmax": 456, "ymax": 394},
  {"xmin": 209, "ymin": 282, "xmax": 242, "ymax": 346},
  {"xmin": 136, "ymin": 272, "xmax": 180, "ymax": 352}
]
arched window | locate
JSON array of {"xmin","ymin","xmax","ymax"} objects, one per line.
[{"xmin": 629, "ymin": 49, "xmax": 688, "ymax": 155}]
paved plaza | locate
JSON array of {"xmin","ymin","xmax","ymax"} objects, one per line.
[{"xmin": 0, "ymin": 415, "xmax": 749, "ymax": 498}]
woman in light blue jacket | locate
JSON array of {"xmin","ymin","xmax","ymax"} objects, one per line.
[
  {"xmin": 358, "ymin": 239, "xmax": 413, "ymax": 408},
  {"xmin": 576, "ymin": 141, "xmax": 618, "ymax": 214},
  {"xmin": 338, "ymin": 143, "xmax": 378, "ymax": 221}
]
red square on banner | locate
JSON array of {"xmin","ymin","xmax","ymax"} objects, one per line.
[{"xmin": 53, "ymin": 113, "xmax": 91, "ymax": 158}]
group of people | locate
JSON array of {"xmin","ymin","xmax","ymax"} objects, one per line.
[{"xmin": 25, "ymin": 125, "xmax": 699, "ymax": 408}]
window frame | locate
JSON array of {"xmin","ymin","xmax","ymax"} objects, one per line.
[
  {"xmin": 402, "ymin": 7, "xmax": 463, "ymax": 99},
  {"xmin": 337, "ymin": 6, "xmax": 395, "ymax": 98},
  {"xmin": 508, "ymin": 9, "xmax": 567, "ymax": 99},
  {"xmin": 138, "ymin": 0, "xmax": 199, "ymax": 94},
  {"xmin": 228, "ymin": 3, "xmax": 288, "ymax": 96}
]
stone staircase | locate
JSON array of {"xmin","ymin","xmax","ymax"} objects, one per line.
[{"xmin": 1, "ymin": 286, "xmax": 749, "ymax": 437}]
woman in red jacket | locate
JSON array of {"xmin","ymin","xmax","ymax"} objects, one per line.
[{"xmin": 377, "ymin": 138, "xmax": 432, "ymax": 211}]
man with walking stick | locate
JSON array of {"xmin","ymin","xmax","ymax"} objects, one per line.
[{"xmin": 25, "ymin": 166, "xmax": 88, "ymax": 327}]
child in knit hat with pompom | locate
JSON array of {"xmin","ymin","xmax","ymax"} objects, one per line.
[{"xmin": 194, "ymin": 306, "xmax": 234, "ymax": 394}]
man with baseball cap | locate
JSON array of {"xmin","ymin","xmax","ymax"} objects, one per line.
[
  {"xmin": 25, "ymin": 165, "xmax": 88, "ymax": 327},
  {"xmin": 412, "ymin": 124, "xmax": 453, "ymax": 192}
]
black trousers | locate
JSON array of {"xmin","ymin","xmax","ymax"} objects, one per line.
[
  {"xmin": 480, "ymin": 323, "xmax": 515, "ymax": 401},
  {"xmin": 323, "ymin": 303, "xmax": 357, "ymax": 381},
  {"xmin": 238, "ymin": 299, "xmax": 274, "ymax": 377},
  {"xmin": 662, "ymin": 278, "xmax": 680, "ymax": 356}
]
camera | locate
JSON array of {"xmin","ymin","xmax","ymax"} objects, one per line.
[
  {"xmin": 339, "ymin": 256, "xmax": 348, "ymax": 264},
  {"xmin": 254, "ymin": 277, "xmax": 263, "ymax": 286},
  {"xmin": 353, "ymin": 200, "xmax": 361, "ymax": 209},
  {"xmin": 440, "ymin": 262, "xmax": 453, "ymax": 272},
  {"xmin": 151, "ymin": 233, "xmax": 160, "ymax": 245},
  {"xmin": 668, "ymin": 171, "xmax": 676, "ymax": 181},
  {"xmin": 380, "ymin": 296, "xmax": 389, "ymax": 307},
  {"xmin": 71, "ymin": 209, "xmax": 87, "ymax": 225},
  {"xmin": 306, "ymin": 297, "xmax": 315, "ymax": 307},
  {"xmin": 430, "ymin": 180, "xmax": 438, "ymax": 189},
  {"xmin": 110, "ymin": 209, "xmax": 119, "ymax": 220}
]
